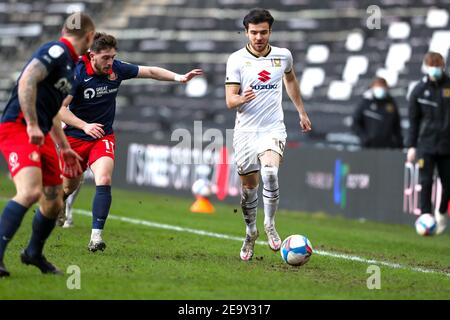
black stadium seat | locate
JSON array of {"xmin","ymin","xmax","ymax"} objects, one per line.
[{"xmin": 0, "ymin": 0, "xmax": 447, "ymax": 147}]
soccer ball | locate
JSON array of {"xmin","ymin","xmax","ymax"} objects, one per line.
[
  {"xmin": 280, "ymin": 235, "xmax": 313, "ymax": 266},
  {"xmin": 191, "ymin": 179, "xmax": 212, "ymax": 197},
  {"xmin": 415, "ymin": 213, "xmax": 437, "ymax": 236}
]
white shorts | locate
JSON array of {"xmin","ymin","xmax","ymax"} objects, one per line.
[{"xmin": 233, "ymin": 129, "xmax": 287, "ymax": 175}]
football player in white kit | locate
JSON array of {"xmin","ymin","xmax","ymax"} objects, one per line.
[{"xmin": 225, "ymin": 9, "xmax": 312, "ymax": 261}]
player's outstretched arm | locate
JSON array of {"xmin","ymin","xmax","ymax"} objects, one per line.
[
  {"xmin": 58, "ymin": 95, "xmax": 105, "ymax": 139},
  {"xmin": 225, "ymin": 84, "xmax": 256, "ymax": 109},
  {"xmin": 136, "ymin": 66, "xmax": 203, "ymax": 83},
  {"xmin": 50, "ymin": 114, "xmax": 82, "ymax": 178},
  {"xmin": 283, "ymin": 71, "xmax": 312, "ymax": 132},
  {"xmin": 18, "ymin": 58, "xmax": 48, "ymax": 146}
]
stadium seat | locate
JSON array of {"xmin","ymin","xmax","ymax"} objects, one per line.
[{"xmin": 0, "ymin": 0, "xmax": 448, "ymax": 147}]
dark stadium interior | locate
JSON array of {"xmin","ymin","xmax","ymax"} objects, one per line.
[
  {"xmin": 1, "ymin": 1, "xmax": 450, "ymax": 301},
  {"xmin": 1, "ymin": 0, "xmax": 449, "ymax": 148}
]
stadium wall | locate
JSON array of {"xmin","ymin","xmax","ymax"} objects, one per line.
[{"xmin": 0, "ymin": 133, "xmax": 442, "ymax": 226}]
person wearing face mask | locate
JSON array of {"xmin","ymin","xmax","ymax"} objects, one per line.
[
  {"xmin": 352, "ymin": 77, "xmax": 403, "ymax": 149},
  {"xmin": 406, "ymin": 51, "xmax": 450, "ymax": 235}
]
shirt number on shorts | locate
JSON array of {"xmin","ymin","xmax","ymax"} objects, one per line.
[
  {"xmin": 103, "ymin": 140, "xmax": 115, "ymax": 154},
  {"xmin": 273, "ymin": 138, "xmax": 285, "ymax": 153},
  {"xmin": 279, "ymin": 140, "xmax": 285, "ymax": 153}
]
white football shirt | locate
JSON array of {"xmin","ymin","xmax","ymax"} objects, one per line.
[{"xmin": 226, "ymin": 44, "xmax": 293, "ymax": 132}]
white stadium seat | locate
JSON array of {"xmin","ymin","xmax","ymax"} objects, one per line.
[
  {"xmin": 426, "ymin": 8, "xmax": 449, "ymax": 28},
  {"xmin": 343, "ymin": 56, "xmax": 368, "ymax": 85},
  {"xmin": 327, "ymin": 80, "xmax": 352, "ymax": 101},
  {"xmin": 300, "ymin": 68, "xmax": 325, "ymax": 98},
  {"xmin": 345, "ymin": 31, "xmax": 364, "ymax": 52},
  {"xmin": 388, "ymin": 21, "xmax": 411, "ymax": 39},
  {"xmin": 306, "ymin": 45, "xmax": 329, "ymax": 64}
]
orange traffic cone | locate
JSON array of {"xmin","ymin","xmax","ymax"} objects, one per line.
[{"xmin": 190, "ymin": 195, "xmax": 215, "ymax": 214}]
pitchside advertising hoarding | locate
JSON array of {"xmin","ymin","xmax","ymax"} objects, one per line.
[
  {"xmin": 122, "ymin": 132, "xmax": 242, "ymax": 201},
  {"xmin": 0, "ymin": 132, "xmax": 445, "ymax": 226},
  {"xmin": 281, "ymin": 147, "xmax": 442, "ymax": 225},
  {"xmin": 109, "ymin": 133, "xmax": 445, "ymax": 226}
]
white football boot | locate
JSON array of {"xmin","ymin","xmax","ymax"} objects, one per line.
[
  {"xmin": 434, "ymin": 207, "xmax": 448, "ymax": 235},
  {"xmin": 240, "ymin": 231, "xmax": 259, "ymax": 261},
  {"xmin": 88, "ymin": 230, "xmax": 106, "ymax": 252},
  {"xmin": 264, "ymin": 224, "xmax": 282, "ymax": 251},
  {"xmin": 62, "ymin": 218, "xmax": 73, "ymax": 228}
]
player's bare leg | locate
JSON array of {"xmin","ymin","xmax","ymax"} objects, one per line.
[
  {"xmin": 63, "ymin": 175, "xmax": 84, "ymax": 228},
  {"xmin": 259, "ymin": 150, "xmax": 282, "ymax": 251},
  {"xmin": 63, "ymin": 184, "xmax": 82, "ymax": 228},
  {"xmin": 88, "ymin": 156, "xmax": 113, "ymax": 252},
  {"xmin": 57, "ymin": 175, "xmax": 83, "ymax": 226},
  {"xmin": 21, "ymin": 180, "xmax": 64, "ymax": 275},
  {"xmin": 239, "ymin": 172, "xmax": 259, "ymax": 261},
  {"xmin": 0, "ymin": 167, "xmax": 42, "ymax": 277}
]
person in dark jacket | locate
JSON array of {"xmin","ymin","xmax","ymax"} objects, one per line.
[
  {"xmin": 352, "ymin": 77, "xmax": 403, "ymax": 149},
  {"xmin": 406, "ymin": 51, "xmax": 450, "ymax": 234}
]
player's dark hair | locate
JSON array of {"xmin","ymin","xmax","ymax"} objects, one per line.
[
  {"xmin": 243, "ymin": 8, "xmax": 274, "ymax": 30},
  {"xmin": 62, "ymin": 12, "xmax": 95, "ymax": 38},
  {"xmin": 91, "ymin": 32, "xmax": 117, "ymax": 52},
  {"xmin": 424, "ymin": 51, "xmax": 445, "ymax": 67},
  {"xmin": 371, "ymin": 77, "xmax": 388, "ymax": 88}
]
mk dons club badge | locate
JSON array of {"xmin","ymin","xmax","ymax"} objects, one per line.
[{"xmin": 271, "ymin": 58, "xmax": 282, "ymax": 67}]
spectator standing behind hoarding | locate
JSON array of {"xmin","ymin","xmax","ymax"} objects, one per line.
[
  {"xmin": 406, "ymin": 52, "xmax": 450, "ymax": 234},
  {"xmin": 352, "ymin": 77, "xmax": 403, "ymax": 149}
]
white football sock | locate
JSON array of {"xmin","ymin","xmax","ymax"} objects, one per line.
[
  {"xmin": 241, "ymin": 185, "xmax": 258, "ymax": 234},
  {"xmin": 65, "ymin": 187, "xmax": 80, "ymax": 221},
  {"xmin": 261, "ymin": 166, "xmax": 279, "ymax": 226},
  {"xmin": 91, "ymin": 229, "xmax": 103, "ymax": 241}
]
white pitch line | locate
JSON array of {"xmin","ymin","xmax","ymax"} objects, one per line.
[
  {"xmin": 0, "ymin": 197, "xmax": 448, "ymax": 278},
  {"xmin": 72, "ymin": 208, "xmax": 450, "ymax": 278}
]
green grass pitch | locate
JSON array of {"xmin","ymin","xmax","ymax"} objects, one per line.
[{"xmin": 0, "ymin": 173, "xmax": 449, "ymax": 299}]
